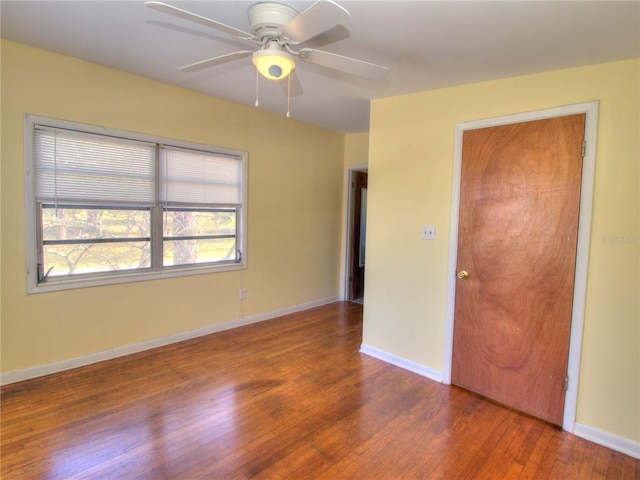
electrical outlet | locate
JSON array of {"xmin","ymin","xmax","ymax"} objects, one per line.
[
  {"xmin": 239, "ymin": 288, "xmax": 246, "ymax": 300},
  {"xmin": 421, "ymin": 225, "xmax": 435, "ymax": 240}
]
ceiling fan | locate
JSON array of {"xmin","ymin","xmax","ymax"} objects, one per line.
[{"xmin": 144, "ymin": 0, "xmax": 390, "ymax": 82}]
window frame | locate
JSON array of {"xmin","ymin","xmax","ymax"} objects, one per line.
[{"xmin": 24, "ymin": 114, "xmax": 248, "ymax": 294}]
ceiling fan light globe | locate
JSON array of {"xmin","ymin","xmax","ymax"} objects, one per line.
[{"xmin": 252, "ymin": 51, "xmax": 295, "ymax": 80}]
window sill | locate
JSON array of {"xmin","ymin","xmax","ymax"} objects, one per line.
[{"xmin": 27, "ymin": 261, "xmax": 246, "ymax": 294}]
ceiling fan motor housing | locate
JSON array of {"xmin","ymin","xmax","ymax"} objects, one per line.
[{"xmin": 248, "ymin": 2, "xmax": 298, "ymax": 41}]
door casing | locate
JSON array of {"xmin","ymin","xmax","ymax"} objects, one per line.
[{"xmin": 442, "ymin": 101, "xmax": 599, "ymax": 433}]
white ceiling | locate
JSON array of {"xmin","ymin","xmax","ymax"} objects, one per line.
[{"xmin": 2, "ymin": 1, "xmax": 639, "ymax": 133}]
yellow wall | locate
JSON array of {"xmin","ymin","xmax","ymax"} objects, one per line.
[
  {"xmin": 1, "ymin": 40, "xmax": 345, "ymax": 373},
  {"xmin": 344, "ymin": 132, "xmax": 369, "ymax": 167},
  {"xmin": 365, "ymin": 59, "xmax": 639, "ymax": 442}
]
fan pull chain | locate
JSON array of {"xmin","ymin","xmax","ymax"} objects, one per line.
[
  {"xmin": 255, "ymin": 68, "xmax": 259, "ymax": 107},
  {"xmin": 286, "ymin": 74, "xmax": 291, "ymax": 118}
]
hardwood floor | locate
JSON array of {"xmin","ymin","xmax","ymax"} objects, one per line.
[{"xmin": 2, "ymin": 302, "xmax": 638, "ymax": 479}]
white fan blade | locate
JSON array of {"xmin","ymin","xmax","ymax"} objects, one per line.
[
  {"xmin": 145, "ymin": 1, "xmax": 254, "ymax": 40},
  {"xmin": 282, "ymin": 0, "xmax": 350, "ymax": 44},
  {"xmin": 299, "ymin": 49, "xmax": 389, "ymax": 82},
  {"xmin": 279, "ymin": 69, "xmax": 304, "ymax": 97},
  {"xmin": 178, "ymin": 51, "xmax": 253, "ymax": 72}
]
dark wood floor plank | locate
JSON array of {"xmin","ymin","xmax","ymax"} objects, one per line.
[
  {"xmin": 515, "ymin": 419, "xmax": 546, "ymax": 466},
  {"xmin": 2, "ymin": 301, "xmax": 638, "ymax": 479},
  {"xmin": 425, "ymin": 395, "xmax": 512, "ymax": 478},
  {"xmin": 469, "ymin": 413, "xmax": 538, "ymax": 479},
  {"xmin": 565, "ymin": 437, "xmax": 588, "ymax": 478}
]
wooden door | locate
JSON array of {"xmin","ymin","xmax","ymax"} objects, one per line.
[
  {"xmin": 451, "ymin": 114, "xmax": 585, "ymax": 425},
  {"xmin": 349, "ymin": 171, "xmax": 368, "ymax": 301}
]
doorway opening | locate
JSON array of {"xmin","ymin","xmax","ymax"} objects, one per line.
[{"xmin": 343, "ymin": 167, "xmax": 368, "ymax": 304}]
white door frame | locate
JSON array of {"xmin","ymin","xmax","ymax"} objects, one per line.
[
  {"xmin": 340, "ymin": 164, "xmax": 368, "ymax": 301},
  {"xmin": 442, "ymin": 101, "xmax": 599, "ymax": 433}
]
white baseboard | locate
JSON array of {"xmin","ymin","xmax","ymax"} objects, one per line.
[
  {"xmin": 359, "ymin": 343, "xmax": 443, "ymax": 383},
  {"xmin": 1, "ymin": 296, "xmax": 339, "ymax": 386},
  {"xmin": 574, "ymin": 423, "xmax": 640, "ymax": 460}
]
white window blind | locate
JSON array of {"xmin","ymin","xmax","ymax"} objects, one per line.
[
  {"xmin": 159, "ymin": 146, "xmax": 242, "ymax": 207},
  {"xmin": 34, "ymin": 126, "xmax": 156, "ymax": 205}
]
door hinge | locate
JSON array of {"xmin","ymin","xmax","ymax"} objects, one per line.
[
  {"xmin": 351, "ymin": 181, "xmax": 356, "ymax": 188},
  {"xmin": 564, "ymin": 374, "xmax": 569, "ymax": 391},
  {"xmin": 581, "ymin": 141, "xmax": 586, "ymax": 158}
]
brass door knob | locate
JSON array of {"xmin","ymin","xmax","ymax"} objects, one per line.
[{"xmin": 457, "ymin": 270, "xmax": 469, "ymax": 279}]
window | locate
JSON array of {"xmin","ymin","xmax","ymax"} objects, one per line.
[{"xmin": 25, "ymin": 115, "xmax": 247, "ymax": 293}]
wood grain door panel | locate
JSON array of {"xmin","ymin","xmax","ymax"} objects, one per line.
[{"xmin": 451, "ymin": 114, "xmax": 585, "ymax": 425}]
